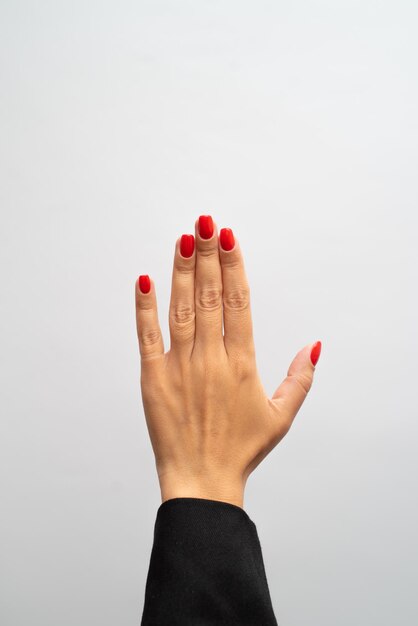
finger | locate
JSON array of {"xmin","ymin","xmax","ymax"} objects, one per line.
[
  {"xmin": 219, "ymin": 227, "xmax": 255, "ymax": 359},
  {"xmin": 270, "ymin": 341, "xmax": 322, "ymax": 430},
  {"xmin": 168, "ymin": 234, "xmax": 196, "ymax": 358},
  {"xmin": 193, "ymin": 215, "xmax": 224, "ymax": 350},
  {"xmin": 135, "ymin": 275, "xmax": 165, "ymax": 361}
]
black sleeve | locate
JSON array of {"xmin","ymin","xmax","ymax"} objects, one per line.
[{"xmin": 140, "ymin": 497, "xmax": 278, "ymax": 626}]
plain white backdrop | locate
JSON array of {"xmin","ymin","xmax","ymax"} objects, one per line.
[{"xmin": 1, "ymin": 1, "xmax": 417, "ymax": 624}]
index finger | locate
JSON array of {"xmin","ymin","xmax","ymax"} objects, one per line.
[{"xmin": 219, "ymin": 228, "xmax": 255, "ymax": 359}]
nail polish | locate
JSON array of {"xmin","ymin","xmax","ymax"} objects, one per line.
[
  {"xmin": 310, "ymin": 341, "xmax": 322, "ymax": 366},
  {"xmin": 198, "ymin": 215, "xmax": 214, "ymax": 239},
  {"xmin": 220, "ymin": 228, "xmax": 235, "ymax": 251},
  {"xmin": 180, "ymin": 234, "xmax": 195, "ymax": 258},
  {"xmin": 139, "ymin": 275, "xmax": 151, "ymax": 294}
]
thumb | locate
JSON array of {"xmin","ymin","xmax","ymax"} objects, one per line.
[{"xmin": 271, "ymin": 340, "xmax": 322, "ymax": 426}]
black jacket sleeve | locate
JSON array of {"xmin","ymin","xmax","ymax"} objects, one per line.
[{"xmin": 141, "ymin": 497, "xmax": 278, "ymax": 625}]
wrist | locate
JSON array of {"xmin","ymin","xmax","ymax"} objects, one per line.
[{"xmin": 158, "ymin": 471, "xmax": 246, "ymax": 509}]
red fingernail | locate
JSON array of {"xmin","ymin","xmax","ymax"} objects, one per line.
[
  {"xmin": 138, "ymin": 275, "xmax": 151, "ymax": 294},
  {"xmin": 180, "ymin": 234, "xmax": 195, "ymax": 258},
  {"xmin": 198, "ymin": 215, "xmax": 214, "ymax": 239},
  {"xmin": 220, "ymin": 227, "xmax": 235, "ymax": 251},
  {"xmin": 310, "ymin": 341, "xmax": 322, "ymax": 366}
]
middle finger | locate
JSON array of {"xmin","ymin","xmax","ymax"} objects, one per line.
[{"xmin": 193, "ymin": 215, "xmax": 224, "ymax": 351}]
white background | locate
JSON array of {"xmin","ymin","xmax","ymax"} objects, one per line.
[{"xmin": 1, "ymin": 1, "xmax": 417, "ymax": 624}]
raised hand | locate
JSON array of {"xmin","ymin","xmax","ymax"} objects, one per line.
[{"xmin": 135, "ymin": 215, "xmax": 321, "ymax": 508}]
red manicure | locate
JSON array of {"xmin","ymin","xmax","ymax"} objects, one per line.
[
  {"xmin": 220, "ymin": 228, "xmax": 235, "ymax": 251},
  {"xmin": 310, "ymin": 341, "xmax": 322, "ymax": 366},
  {"xmin": 138, "ymin": 275, "xmax": 151, "ymax": 294},
  {"xmin": 180, "ymin": 234, "xmax": 195, "ymax": 258},
  {"xmin": 198, "ymin": 215, "xmax": 214, "ymax": 239}
]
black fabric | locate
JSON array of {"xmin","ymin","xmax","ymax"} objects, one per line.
[{"xmin": 141, "ymin": 497, "xmax": 278, "ymax": 625}]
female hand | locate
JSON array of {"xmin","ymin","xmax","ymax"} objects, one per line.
[{"xmin": 135, "ymin": 215, "xmax": 321, "ymax": 508}]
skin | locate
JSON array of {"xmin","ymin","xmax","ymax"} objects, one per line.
[{"xmin": 135, "ymin": 217, "xmax": 319, "ymax": 509}]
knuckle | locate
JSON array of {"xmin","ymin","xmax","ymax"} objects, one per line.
[
  {"xmin": 140, "ymin": 328, "xmax": 162, "ymax": 347},
  {"xmin": 229, "ymin": 351, "xmax": 256, "ymax": 378},
  {"xmin": 170, "ymin": 303, "xmax": 195, "ymax": 325},
  {"xmin": 197, "ymin": 245, "xmax": 217, "ymax": 258},
  {"xmin": 237, "ymin": 361, "xmax": 254, "ymax": 381},
  {"xmin": 269, "ymin": 401, "xmax": 293, "ymax": 438},
  {"xmin": 224, "ymin": 287, "xmax": 250, "ymax": 311},
  {"xmin": 222, "ymin": 254, "xmax": 241, "ymax": 269},
  {"xmin": 197, "ymin": 286, "xmax": 222, "ymax": 310},
  {"xmin": 175, "ymin": 257, "xmax": 194, "ymax": 274},
  {"xmin": 289, "ymin": 371, "xmax": 312, "ymax": 395},
  {"xmin": 280, "ymin": 418, "xmax": 293, "ymax": 438},
  {"xmin": 141, "ymin": 369, "xmax": 165, "ymax": 398},
  {"xmin": 137, "ymin": 297, "xmax": 154, "ymax": 311}
]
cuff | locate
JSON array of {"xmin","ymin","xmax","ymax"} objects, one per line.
[{"xmin": 141, "ymin": 497, "xmax": 277, "ymax": 626}]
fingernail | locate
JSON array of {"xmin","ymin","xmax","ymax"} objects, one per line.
[
  {"xmin": 198, "ymin": 215, "xmax": 214, "ymax": 239},
  {"xmin": 138, "ymin": 275, "xmax": 151, "ymax": 294},
  {"xmin": 220, "ymin": 227, "xmax": 235, "ymax": 251},
  {"xmin": 310, "ymin": 341, "xmax": 322, "ymax": 366},
  {"xmin": 180, "ymin": 234, "xmax": 195, "ymax": 258}
]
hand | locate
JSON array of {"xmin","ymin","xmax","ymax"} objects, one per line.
[{"xmin": 135, "ymin": 215, "xmax": 321, "ymax": 508}]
